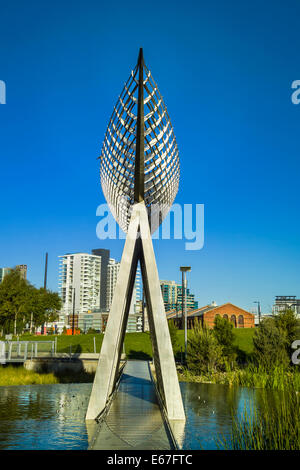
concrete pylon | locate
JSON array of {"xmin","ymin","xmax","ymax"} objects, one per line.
[{"xmin": 86, "ymin": 202, "xmax": 185, "ymax": 422}]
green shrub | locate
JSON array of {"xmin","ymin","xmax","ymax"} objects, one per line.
[
  {"xmin": 253, "ymin": 317, "xmax": 289, "ymax": 368},
  {"xmin": 86, "ymin": 328, "xmax": 98, "ymax": 335},
  {"xmin": 274, "ymin": 309, "xmax": 300, "ymax": 356},
  {"xmin": 187, "ymin": 320, "xmax": 223, "ymax": 374},
  {"xmin": 213, "ymin": 315, "xmax": 235, "ymax": 359}
]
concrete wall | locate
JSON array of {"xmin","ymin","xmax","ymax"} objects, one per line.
[{"xmin": 24, "ymin": 354, "xmax": 126, "ymax": 374}]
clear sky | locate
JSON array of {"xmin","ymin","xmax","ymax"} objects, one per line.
[{"xmin": 1, "ymin": 0, "xmax": 300, "ymax": 313}]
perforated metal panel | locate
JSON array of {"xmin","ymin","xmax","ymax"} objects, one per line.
[{"xmin": 100, "ymin": 56, "xmax": 180, "ymax": 233}]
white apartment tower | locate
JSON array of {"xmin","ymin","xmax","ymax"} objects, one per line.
[
  {"xmin": 106, "ymin": 258, "xmax": 142, "ymax": 331},
  {"xmin": 106, "ymin": 258, "xmax": 141, "ymax": 313},
  {"xmin": 58, "ymin": 253, "xmax": 101, "ymax": 316},
  {"xmin": 106, "ymin": 258, "xmax": 121, "ymax": 311}
]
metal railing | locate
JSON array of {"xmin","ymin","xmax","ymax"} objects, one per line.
[{"xmin": 1, "ymin": 340, "xmax": 55, "ymax": 362}]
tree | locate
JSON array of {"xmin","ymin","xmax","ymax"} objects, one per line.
[
  {"xmin": 30, "ymin": 288, "xmax": 61, "ymax": 331},
  {"xmin": 253, "ymin": 317, "xmax": 289, "ymax": 369},
  {"xmin": 187, "ymin": 319, "xmax": 224, "ymax": 374},
  {"xmin": 0, "ymin": 269, "xmax": 61, "ymax": 335},
  {"xmin": 274, "ymin": 309, "xmax": 299, "ymax": 353},
  {"xmin": 213, "ymin": 315, "xmax": 235, "ymax": 358},
  {"xmin": 0, "ymin": 269, "xmax": 31, "ymax": 335}
]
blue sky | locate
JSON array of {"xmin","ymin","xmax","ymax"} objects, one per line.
[{"xmin": 1, "ymin": 0, "xmax": 300, "ymax": 313}]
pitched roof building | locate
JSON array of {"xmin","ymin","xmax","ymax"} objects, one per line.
[{"xmin": 167, "ymin": 302, "xmax": 255, "ymax": 329}]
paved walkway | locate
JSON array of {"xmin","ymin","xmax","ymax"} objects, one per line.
[{"xmin": 89, "ymin": 360, "xmax": 173, "ymax": 450}]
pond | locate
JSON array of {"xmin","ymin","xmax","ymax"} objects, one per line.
[{"xmin": 0, "ymin": 382, "xmax": 274, "ymax": 450}]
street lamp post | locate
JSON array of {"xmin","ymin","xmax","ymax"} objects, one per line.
[
  {"xmin": 180, "ymin": 266, "xmax": 191, "ymax": 361},
  {"xmin": 254, "ymin": 301, "xmax": 261, "ymax": 324}
]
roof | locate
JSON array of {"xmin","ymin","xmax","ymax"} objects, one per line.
[
  {"xmin": 166, "ymin": 304, "xmax": 213, "ymax": 319},
  {"xmin": 167, "ymin": 302, "xmax": 253, "ymax": 319}
]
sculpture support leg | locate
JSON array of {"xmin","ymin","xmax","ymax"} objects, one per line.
[
  {"xmin": 139, "ymin": 204, "xmax": 185, "ymax": 421},
  {"xmin": 86, "ymin": 202, "xmax": 185, "ymax": 422},
  {"xmin": 85, "ymin": 204, "xmax": 140, "ymax": 421}
]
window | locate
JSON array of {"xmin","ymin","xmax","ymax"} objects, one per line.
[
  {"xmin": 238, "ymin": 315, "xmax": 244, "ymax": 328},
  {"xmin": 231, "ymin": 315, "xmax": 237, "ymax": 327},
  {"xmin": 223, "ymin": 314, "xmax": 228, "ymax": 320}
]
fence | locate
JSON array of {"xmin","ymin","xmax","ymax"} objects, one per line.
[{"xmin": 0, "ymin": 340, "xmax": 56, "ymax": 363}]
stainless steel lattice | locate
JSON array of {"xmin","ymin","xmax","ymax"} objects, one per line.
[{"xmin": 100, "ymin": 52, "xmax": 180, "ymax": 233}]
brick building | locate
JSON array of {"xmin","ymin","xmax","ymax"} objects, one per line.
[{"xmin": 167, "ymin": 302, "xmax": 255, "ymax": 329}]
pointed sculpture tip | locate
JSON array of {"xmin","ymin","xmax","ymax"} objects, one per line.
[{"xmin": 138, "ymin": 47, "xmax": 144, "ymax": 66}]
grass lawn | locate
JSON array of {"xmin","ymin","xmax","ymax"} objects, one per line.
[
  {"xmin": 233, "ymin": 328, "xmax": 255, "ymax": 356},
  {"xmin": 0, "ymin": 332, "xmax": 153, "ymax": 357},
  {"xmin": 124, "ymin": 332, "xmax": 152, "ymax": 359},
  {"xmin": 1, "ymin": 328, "xmax": 255, "ymax": 359},
  {"xmin": 176, "ymin": 328, "xmax": 255, "ymax": 359},
  {"xmin": 0, "ymin": 328, "xmax": 255, "ymax": 386}
]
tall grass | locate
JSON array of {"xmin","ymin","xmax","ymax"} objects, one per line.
[
  {"xmin": 227, "ymin": 365, "xmax": 300, "ymax": 391},
  {"xmin": 178, "ymin": 364, "xmax": 300, "ymax": 392},
  {"xmin": 0, "ymin": 366, "xmax": 59, "ymax": 386},
  {"xmin": 0, "ymin": 365, "xmax": 96, "ymax": 386},
  {"xmin": 219, "ymin": 389, "xmax": 300, "ymax": 450}
]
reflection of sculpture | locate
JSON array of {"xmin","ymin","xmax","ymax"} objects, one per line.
[{"xmin": 86, "ymin": 49, "xmax": 185, "ymax": 422}]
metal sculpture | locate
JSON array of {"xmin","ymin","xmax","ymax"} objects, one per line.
[
  {"xmin": 100, "ymin": 48, "xmax": 180, "ymax": 234},
  {"xmin": 86, "ymin": 49, "xmax": 185, "ymax": 422}
]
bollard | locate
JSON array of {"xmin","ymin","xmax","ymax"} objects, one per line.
[
  {"xmin": 8, "ymin": 342, "xmax": 12, "ymax": 361},
  {"xmin": 93, "ymin": 337, "xmax": 96, "ymax": 354},
  {"xmin": 0, "ymin": 341, "xmax": 5, "ymax": 364}
]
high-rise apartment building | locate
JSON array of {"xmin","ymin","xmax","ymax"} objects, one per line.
[
  {"xmin": 0, "ymin": 265, "xmax": 27, "ymax": 283},
  {"xmin": 58, "ymin": 253, "xmax": 101, "ymax": 316},
  {"xmin": 16, "ymin": 264, "xmax": 27, "ymax": 280},
  {"xmin": 106, "ymin": 258, "xmax": 121, "ymax": 311},
  {"xmin": 160, "ymin": 279, "xmax": 198, "ymax": 312},
  {"xmin": 106, "ymin": 258, "xmax": 142, "ymax": 332},
  {"xmin": 91, "ymin": 248, "xmax": 110, "ymax": 310},
  {"xmin": 0, "ymin": 267, "xmax": 11, "ymax": 283}
]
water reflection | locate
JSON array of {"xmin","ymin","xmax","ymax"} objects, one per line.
[
  {"xmin": 0, "ymin": 384, "xmax": 91, "ymax": 449},
  {"xmin": 0, "ymin": 382, "xmax": 280, "ymax": 450},
  {"xmin": 180, "ymin": 382, "xmax": 258, "ymax": 449}
]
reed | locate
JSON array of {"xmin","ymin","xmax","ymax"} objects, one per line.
[
  {"xmin": 219, "ymin": 388, "xmax": 300, "ymax": 450},
  {"xmin": 178, "ymin": 364, "xmax": 300, "ymax": 391}
]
